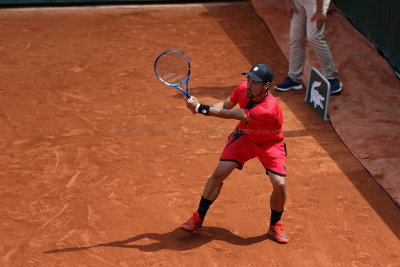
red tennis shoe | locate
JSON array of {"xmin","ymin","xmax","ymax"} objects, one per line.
[
  {"xmin": 268, "ymin": 221, "xmax": 289, "ymax": 243},
  {"xmin": 180, "ymin": 212, "xmax": 203, "ymax": 232}
]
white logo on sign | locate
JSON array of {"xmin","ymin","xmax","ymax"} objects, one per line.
[
  {"xmin": 253, "ymin": 67, "xmax": 259, "ymax": 71},
  {"xmin": 310, "ymin": 81, "xmax": 325, "ymax": 109}
]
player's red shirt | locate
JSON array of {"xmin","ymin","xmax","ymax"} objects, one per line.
[{"xmin": 229, "ymin": 81, "xmax": 284, "ymax": 144}]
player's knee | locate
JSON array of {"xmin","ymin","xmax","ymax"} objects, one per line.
[
  {"xmin": 212, "ymin": 163, "xmax": 235, "ymax": 182},
  {"xmin": 273, "ymin": 183, "xmax": 286, "ymax": 198},
  {"xmin": 211, "ymin": 168, "xmax": 231, "ymax": 183},
  {"xmin": 211, "ymin": 171, "xmax": 227, "ymax": 184},
  {"xmin": 271, "ymin": 176, "xmax": 286, "ymax": 192}
]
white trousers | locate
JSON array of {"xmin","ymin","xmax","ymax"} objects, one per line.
[{"xmin": 289, "ymin": 0, "xmax": 338, "ymax": 82}]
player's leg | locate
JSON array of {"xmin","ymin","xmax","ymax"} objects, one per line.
[
  {"xmin": 180, "ymin": 160, "xmax": 239, "ymax": 232},
  {"xmin": 181, "ymin": 130, "xmax": 254, "ymax": 232},
  {"xmin": 267, "ymin": 172, "xmax": 289, "ymax": 243},
  {"xmin": 257, "ymin": 142, "xmax": 287, "ymax": 213},
  {"xmin": 202, "ymin": 160, "xmax": 239, "ymax": 201},
  {"xmin": 257, "ymin": 142, "xmax": 289, "ymax": 243},
  {"xmin": 269, "ymin": 172, "xmax": 287, "ymax": 220},
  {"xmin": 269, "ymin": 172, "xmax": 287, "ymax": 212},
  {"xmin": 197, "ymin": 160, "xmax": 239, "ymax": 222}
]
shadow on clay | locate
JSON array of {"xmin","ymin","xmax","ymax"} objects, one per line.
[
  {"xmin": 43, "ymin": 226, "xmax": 271, "ymax": 253},
  {"xmin": 171, "ymin": 86, "xmax": 236, "ymax": 100}
]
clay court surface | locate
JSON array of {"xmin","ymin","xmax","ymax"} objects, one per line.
[{"xmin": 0, "ymin": 2, "xmax": 399, "ymax": 266}]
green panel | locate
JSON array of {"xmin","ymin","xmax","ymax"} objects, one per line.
[
  {"xmin": 305, "ymin": 68, "xmax": 330, "ymax": 122},
  {"xmin": 334, "ymin": 0, "xmax": 400, "ymax": 75}
]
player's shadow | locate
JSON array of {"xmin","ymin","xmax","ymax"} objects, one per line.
[
  {"xmin": 172, "ymin": 86, "xmax": 235, "ymax": 99},
  {"xmin": 43, "ymin": 226, "xmax": 270, "ymax": 254}
]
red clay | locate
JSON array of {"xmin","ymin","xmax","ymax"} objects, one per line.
[{"xmin": 0, "ymin": 3, "xmax": 399, "ymax": 266}]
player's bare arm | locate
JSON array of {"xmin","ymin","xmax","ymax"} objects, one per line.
[
  {"xmin": 186, "ymin": 96, "xmax": 249, "ymax": 122},
  {"xmin": 211, "ymin": 98, "xmax": 235, "ymax": 110},
  {"xmin": 209, "ymin": 105, "xmax": 249, "ymax": 122}
]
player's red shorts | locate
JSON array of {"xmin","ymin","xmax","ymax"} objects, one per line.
[{"xmin": 220, "ymin": 129, "xmax": 287, "ymax": 177}]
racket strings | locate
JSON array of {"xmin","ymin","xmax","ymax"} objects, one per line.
[{"xmin": 156, "ymin": 53, "xmax": 189, "ymax": 85}]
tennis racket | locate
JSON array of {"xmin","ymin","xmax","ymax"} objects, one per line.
[{"xmin": 154, "ymin": 50, "xmax": 191, "ymax": 98}]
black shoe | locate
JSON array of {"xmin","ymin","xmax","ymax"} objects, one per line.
[{"xmin": 328, "ymin": 78, "xmax": 343, "ymax": 94}]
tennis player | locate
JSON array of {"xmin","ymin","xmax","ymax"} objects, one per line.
[{"xmin": 182, "ymin": 64, "xmax": 289, "ymax": 243}]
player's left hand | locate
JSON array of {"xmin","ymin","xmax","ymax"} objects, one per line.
[{"xmin": 185, "ymin": 96, "xmax": 199, "ymax": 114}]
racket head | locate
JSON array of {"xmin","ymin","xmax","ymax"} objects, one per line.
[{"xmin": 154, "ymin": 50, "xmax": 191, "ymax": 97}]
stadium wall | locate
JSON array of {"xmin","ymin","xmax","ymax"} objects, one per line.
[{"xmin": 333, "ymin": 0, "xmax": 400, "ymax": 77}]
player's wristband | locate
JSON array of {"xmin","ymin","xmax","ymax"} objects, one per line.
[
  {"xmin": 316, "ymin": 9, "xmax": 324, "ymax": 13},
  {"xmin": 195, "ymin": 104, "xmax": 200, "ymax": 113},
  {"xmin": 197, "ymin": 104, "xmax": 210, "ymax": 116}
]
